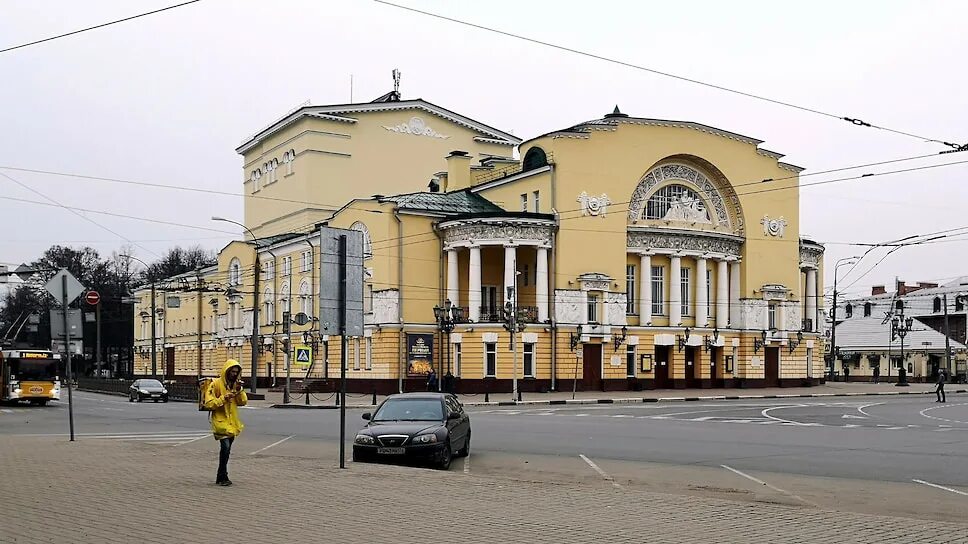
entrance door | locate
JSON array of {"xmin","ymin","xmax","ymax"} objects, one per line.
[
  {"xmin": 654, "ymin": 346, "xmax": 671, "ymax": 389},
  {"xmin": 764, "ymin": 347, "xmax": 780, "ymax": 387},
  {"xmin": 165, "ymin": 347, "xmax": 175, "ymax": 381},
  {"xmin": 685, "ymin": 347, "xmax": 701, "ymax": 388},
  {"xmin": 582, "ymin": 344, "xmax": 602, "ymax": 391}
]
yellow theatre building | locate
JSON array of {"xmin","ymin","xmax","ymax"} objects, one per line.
[{"xmin": 133, "ymin": 89, "xmax": 826, "ymax": 392}]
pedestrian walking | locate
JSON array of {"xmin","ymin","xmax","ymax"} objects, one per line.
[
  {"xmin": 202, "ymin": 359, "xmax": 248, "ymax": 486},
  {"xmin": 872, "ymin": 365, "xmax": 880, "ymax": 384},
  {"xmin": 935, "ymin": 368, "xmax": 947, "ymax": 403},
  {"xmin": 426, "ymin": 368, "xmax": 438, "ymax": 392},
  {"xmin": 843, "ymin": 365, "xmax": 850, "ymax": 383}
]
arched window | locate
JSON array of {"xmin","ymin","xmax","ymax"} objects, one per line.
[
  {"xmin": 283, "ymin": 149, "xmax": 295, "ymax": 175},
  {"xmin": 279, "ymin": 282, "xmax": 291, "ymax": 315},
  {"xmin": 271, "ymin": 158, "xmax": 279, "ymax": 182},
  {"xmin": 845, "ymin": 303, "xmax": 853, "ymax": 318},
  {"xmin": 863, "ymin": 302, "xmax": 872, "ymax": 317},
  {"xmin": 263, "ymin": 287, "xmax": 274, "ymax": 325},
  {"xmin": 933, "ymin": 297, "xmax": 942, "ymax": 313},
  {"xmin": 522, "ymin": 147, "xmax": 548, "ymax": 172},
  {"xmin": 644, "ymin": 184, "xmax": 711, "ymax": 223},
  {"xmin": 299, "ymin": 280, "xmax": 312, "ymax": 317},
  {"xmin": 229, "ymin": 258, "xmax": 241, "ymax": 286},
  {"xmin": 350, "ymin": 221, "xmax": 373, "ymax": 259}
]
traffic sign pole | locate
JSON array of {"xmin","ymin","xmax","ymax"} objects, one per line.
[
  {"xmin": 95, "ymin": 297, "xmax": 102, "ymax": 379},
  {"xmin": 62, "ymin": 275, "xmax": 76, "ymax": 442}
]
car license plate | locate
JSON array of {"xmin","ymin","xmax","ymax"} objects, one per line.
[
  {"xmin": 377, "ymin": 447, "xmax": 405, "ymax": 455},
  {"xmin": 151, "ymin": 394, "xmax": 159, "ymax": 397}
]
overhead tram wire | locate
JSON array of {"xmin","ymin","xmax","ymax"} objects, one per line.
[
  {"xmin": 0, "ymin": 170, "xmax": 163, "ymax": 259},
  {"xmin": 0, "ymin": 1, "xmax": 204, "ymax": 54},
  {"xmin": 374, "ymin": 0, "xmax": 965, "ymax": 152}
]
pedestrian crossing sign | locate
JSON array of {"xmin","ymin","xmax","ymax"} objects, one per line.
[{"xmin": 294, "ymin": 345, "xmax": 312, "ymax": 365}]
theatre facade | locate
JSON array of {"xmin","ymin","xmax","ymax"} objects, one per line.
[{"xmin": 133, "ymin": 95, "xmax": 825, "ymax": 392}]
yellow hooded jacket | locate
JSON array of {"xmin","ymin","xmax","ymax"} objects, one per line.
[{"xmin": 203, "ymin": 360, "xmax": 248, "ymax": 438}]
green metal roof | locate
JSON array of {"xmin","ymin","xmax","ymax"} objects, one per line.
[{"xmin": 381, "ymin": 190, "xmax": 503, "ymax": 215}]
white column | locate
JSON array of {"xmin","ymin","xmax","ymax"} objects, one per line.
[
  {"xmin": 729, "ymin": 261, "xmax": 741, "ymax": 327},
  {"xmin": 447, "ymin": 249, "xmax": 459, "ymax": 307},
  {"xmin": 716, "ymin": 259, "xmax": 729, "ymax": 328},
  {"xmin": 669, "ymin": 255, "xmax": 682, "ymax": 326},
  {"xmin": 468, "ymin": 245, "xmax": 481, "ymax": 322},
  {"xmin": 640, "ymin": 254, "xmax": 652, "ymax": 325},
  {"xmin": 503, "ymin": 245, "xmax": 517, "ymax": 305},
  {"xmin": 536, "ymin": 247, "xmax": 549, "ymax": 322},
  {"xmin": 805, "ymin": 268, "xmax": 817, "ymax": 332},
  {"xmin": 695, "ymin": 257, "xmax": 708, "ymax": 327}
]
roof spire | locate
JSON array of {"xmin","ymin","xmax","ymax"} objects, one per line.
[{"xmin": 604, "ymin": 105, "xmax": 628, "ymax": 119}]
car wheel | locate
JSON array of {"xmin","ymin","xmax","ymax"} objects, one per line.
[
  {"xmin": 137, "ymin": 396, "xmax": 143, "ymax": 403},
  {"xmin": 128, "ymin": 395, "xmax": 134, "ymax": 402},
  {"xmin": 163, "ymin": 398, "xmax": 169, "ymax": 403},
  {"xmin": 437, "ymin": 443, "xmax": 452, "ymax": 470},
  {"xmin": 457, "ymin": 431, "xmax": 470, "ymax": 457}
]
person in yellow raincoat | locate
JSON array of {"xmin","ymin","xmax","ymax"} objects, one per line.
[{"xmin": 203, "ymin": 359, "xmax": 248, "ymax": 486}]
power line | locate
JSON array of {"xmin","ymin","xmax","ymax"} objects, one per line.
[
  {"xmin": 0, "ymin": 0, "xmax": 203, "ymax": 54},
  {"xmin": 373, "ymin": 0, "xmax": 965, "ymax": 151}
]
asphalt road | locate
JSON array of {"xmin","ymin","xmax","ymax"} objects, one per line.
[{"xmin": 3, "ymin": 390, "xmax": 966, "ymax": 520}]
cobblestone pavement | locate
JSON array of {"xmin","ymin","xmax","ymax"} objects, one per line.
[{"xmin": 1, "ymin": 436, "xmax": 966, "ymax": 544}]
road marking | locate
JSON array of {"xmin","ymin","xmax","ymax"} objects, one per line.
[
  {"xmin": 173, "ymin": 434, "xmax": 209, "ymax": 447},
  {"xmin": 919, "ymin": 403, "xmax": 968, "ymax": 425},
  {"xmin": 249, "ymin": 435, "xmax": 294, "ymax": 455},
  {"xmin": 913, "ymin": 479, "xmax": 968, "ymax": 496},
  {"xmin": 579, "ymin": 454, "xmax": 622, "ymax": 489},
  {"xmin": 463, "ymin": 453, "xmax": 470, "ymax": 474},
  {"xmin": 842, "ymin": 414, "xmax": 867, "ymax": 419},
  {"xmin": 720, "ymin": 465, "xmax": 818, "ymax": 507},
  {"xmin": 856, "ymin": 402, "xmax": 885, "ymax": 419},
  {"xmin": 761, "ymin": 405, "xmax": 808, "ymax": 426}
]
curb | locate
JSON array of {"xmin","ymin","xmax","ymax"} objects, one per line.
[{"xmin": 263, "ymin": 388, "xmax": 967, "ymax": 409}]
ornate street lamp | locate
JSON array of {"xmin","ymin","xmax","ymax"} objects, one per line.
[
  {"xmin": 788, "ymin": 330, "xmax": 804, "ymax": 354},
  {"xmin": 433, "ymin": 299, "xmax": 464, "ymax": 392},
  {"xmin": 753, "ymin": 330, "xmax": 768, "ymax": 353},
  {"xmin": 613, "ymin": 325, "xmax": 628, "ymax": 351},
  {"xmin": 677, "ymin": 327, "xmax": 691, "ymax": 352},
  {"xmin": 703, "ymin": 327, "xmax": 720, "ymax": 352}
]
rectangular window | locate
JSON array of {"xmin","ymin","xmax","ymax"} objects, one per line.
[
  {"xmin": 524, "ymin": 343, "xmax": 535, "ymax": 377},
  {"xmin": 651, "ymin": 266, "xmax": 665, "ymax": 316},
  {"xmin": 533, "ymin": 191, "xmax": 540, "ymax": 212},
  {"xmin": 626, "ymin": 344, "xmax": 636, "ymax": 377},
  {"xmin": 485, "ymin": 343, "xmax": 497, "ymax": 377},
  {"xmin": 706, "ymin": 269, "xmax": 712, "ymax": 316},
  {"xmin": 365, "ymin": 337, "xmax": 372, "ymax": 370},
  {"xmin": 353, "ymin": 337, "xmax": 361, "ymax": 370},
  {"xmin": 264, "ymin": 261, "xmax": 274, "ymax": 280},
  {"xmin": 768, "ymin": 303, "xmax": 777, "ymax": 330},
  {"xmin": 283, "ymin": 256, "xmax": 292, "ymax": 276},
  {"xmin": 681, "ymin": 268, "xmax": 691, "ymax": 316},
  {"xmin": 453, "ymin": 343, "xmax": 462, "ymax": 377},
  {"xmin": 626, "ymin": 264, "xmax": 636, "ymax": 315},
  {"xmin": 587, "ymin": 294, "xmax": 599, "ymax": 323},
  {"xmin": 520, "ymin": 193, "xmax": 528, "ymax": 212},
  {"xmin": 301, "ymin": 250, "xmax": 312, "ymax": 273}
]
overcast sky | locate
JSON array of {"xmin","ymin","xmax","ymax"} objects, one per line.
[{"xmin": 1, "ymin": 0, "xmax": 966, "ymax": 300}]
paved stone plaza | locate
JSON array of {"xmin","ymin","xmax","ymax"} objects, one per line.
[{"xmin": 1, "ymin": 436, "xmax": 965, "ymax": 544}]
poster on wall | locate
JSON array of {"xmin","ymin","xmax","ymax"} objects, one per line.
[{"xmin": 406, "ymin": 333, "xmax": 434, "ymax": 376}]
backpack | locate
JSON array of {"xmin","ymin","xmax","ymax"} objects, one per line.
[{"xmin": 198, "ymin": 377, "xmax": 215, "ymax": 412}]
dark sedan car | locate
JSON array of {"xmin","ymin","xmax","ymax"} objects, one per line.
[
  {"xmin": 353, "ymin": 393, "xmax": 470, "ymax": 470},
  {"xmin": 128, "ymin": 379, "xmax": 169, "ymax": 403}
]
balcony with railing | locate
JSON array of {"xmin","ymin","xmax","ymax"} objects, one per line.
[{"xmin": 477, "ymin": 306, "xmax": 539, "ymax": 324}]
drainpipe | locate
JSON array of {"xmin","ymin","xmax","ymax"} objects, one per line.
[
  {"xmin": 550, "ymin": 163, "xmax": 558, "ymax": 391},
  {"xmin": 395, "ymin": 209, "xmax": 405, "ymax": 394}
]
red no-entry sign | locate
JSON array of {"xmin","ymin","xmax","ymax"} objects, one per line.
[{"xmin": 84, "ymin": 291, "xmax": 101, "ymax": 306}]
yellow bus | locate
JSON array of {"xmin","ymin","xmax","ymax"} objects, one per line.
[{"xmin": 0, "ymin": 349, "xmax": 62, "ymax": 406}]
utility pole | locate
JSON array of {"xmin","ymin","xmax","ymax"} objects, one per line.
[
  {"xmin": 829, "ymin": 256, "xmax": 859, "ymax": 381},
  {"xmin": 61, "ymin": 275, "xmax": 76, "ymax": 441},
  {"xmin": 150, "ymin": 276, "xmax": 157, "ymax": 378},
  {"xmin": 95, "ymin": 300, "xmax": 102, "ymax": 378},
  {"xmin": 196, "ymin": 270, "xmax": 204, "ymax": 378},
  {"xmin": 283, "ymin": 311, "xmax": 292, "ymax": 404},
  {"xmin": 338, "ymin": 234, "xmax": 348, "ymax": 469},
  {"xmin": 943, "ymin": 293, "xmax": 952, "ymax": 377}
]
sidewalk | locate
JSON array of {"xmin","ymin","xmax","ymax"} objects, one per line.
[
  {"xmin": 1, "ymin": 435, "xmax": 965, "ymax": 544},
  {"xmin": 258, "ymin": 382, "xmax": 961, "ymax": 409}
]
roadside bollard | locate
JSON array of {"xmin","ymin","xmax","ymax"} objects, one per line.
[
  {"xmin": 372, "ymin": 389, "xmax": 377, "ymax": 406},
  {"xmin": 305, "ymin": 391, "xmax": 310, "ymax": 406},
  {"xmin": 484, "ymin": 391, "xmax": 489, "ymax": 403},
  {"xmin": 335, "ymin": 392, "xmax": 340, "ymax": 406}
]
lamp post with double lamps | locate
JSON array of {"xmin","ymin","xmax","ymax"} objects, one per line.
[
  {"xmin": 433, "ymin": 299, "xmax": 464, "ymax": 393},
  {"xmin": 212, "ymin": 216, "xmax": 260, "ymax": 395},
  {"xmin": 892, "ymin": 305, "xmax": 914, "ymax": 386},
  {"xmin": 122, "ymin": 255, "xmax": 157, "ymax": 379},
  {"xmin": 828, "ymin": 256, "xmax": 860, "ymax": 381}
]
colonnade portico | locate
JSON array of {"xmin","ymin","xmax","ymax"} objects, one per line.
[
  {"xmin": 439, "ymin": 218, "xmax": 556, "ymax": 323},
  {"xmin": 799, "ymin": 241, "xmax": 824, "ymax": 332},
  {"xmin": 634, "ymin": 250, "xmax": 739, "ymax": 327}
]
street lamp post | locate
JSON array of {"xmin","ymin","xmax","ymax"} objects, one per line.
[
  {"xmin": 828, "ymin": 256, "xmax": 860, "ymax": 381},
  {"xmin": 123, "ymin": 255, "xmax": 157, "ymax": 378},
  {"xmin": 892, "ymin": 306, "xmax": 914, "ymax": 386},
  {"xmin": 433, "ymin": 299, "xmax": 463, "ymax": 393},
  {"xmin": 213, "ymin": 216, "xmax": 260, "ymax": 395}
]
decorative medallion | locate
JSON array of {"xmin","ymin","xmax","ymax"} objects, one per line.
[
  {"xmin": 578, "ymin": 192, "xmax": 610, "ymax": 218},
  {"xmin": 383, "ymin": 116, "xmax": 450, "ymax": 139},
  {"xmin": 761, "ymin": 215, "xmax": 788, "ymax": 237}
]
